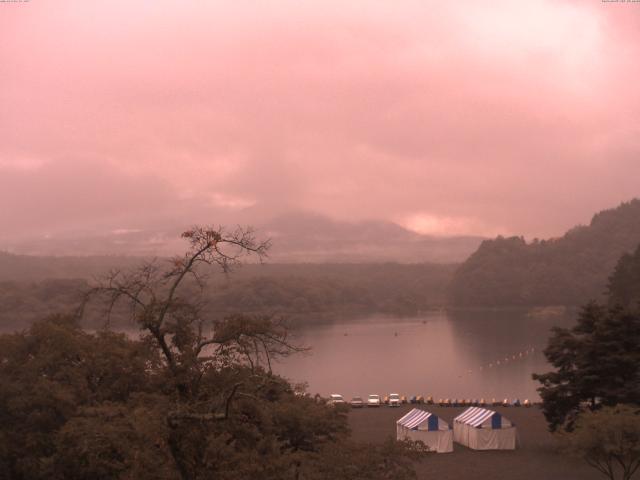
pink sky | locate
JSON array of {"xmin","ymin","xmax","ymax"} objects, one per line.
[{"xmin": 1, "ymin": 0, "xmax": 639, "ymax": 241}]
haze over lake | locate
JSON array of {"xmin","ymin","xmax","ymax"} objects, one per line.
[{"xmin": 276, "ymin": 310, "xmax": 573, "ymax": 401}]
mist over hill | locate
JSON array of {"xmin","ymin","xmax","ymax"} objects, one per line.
[
  {"xmin": 450, "ymin": 199, "xmax": 640, "ymax": 307},
  {"xmin": 1, "ymin": 211, "xmax": 484, "ymax": 264},
  {"xmin": 262, "ymin": 212, "xmax": 484, "ymax": 263}
]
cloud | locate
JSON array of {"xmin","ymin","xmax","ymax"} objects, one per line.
[
  {"xmin": 0, "ymin": 157, "xmax": 235, "ymax": 239},
  {"xmin": 401, "ymin": 213, "xmax": 507, "ymax": 238},
  {"xmin": 1, "ymin": 0, "xmax": 639, "ymax": 240}
]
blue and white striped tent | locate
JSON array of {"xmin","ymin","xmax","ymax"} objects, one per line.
[
  {"xmin": 453, "ymin": 407, "xmax": 517, "ymax": 450},
  {"xmin": 396, "ymin": 409, "xmax": 453, "ymax": 453}
]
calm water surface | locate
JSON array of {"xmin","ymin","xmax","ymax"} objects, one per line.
[{"xmin": 274, "ymin": 309, "xmax": 574, "ymax": 401}]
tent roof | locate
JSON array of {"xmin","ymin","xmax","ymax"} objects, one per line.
[
  {"xmin": 454, "ymin": 407, "xmax": 506, "ymax": 427},
  {"xmin": 397, "ymin": 409, "xmax": 435, "ymax": 429}
]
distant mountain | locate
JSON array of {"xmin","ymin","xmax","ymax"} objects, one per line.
[
  {"xmin": 260, "ymin": 212, "xmax": 484, "ymax": 263},
  {"xmin": 1, "ymin": 211, "xmax": 484, "ymax": 263},
  {"xmin": 450, "ymin": 199, "xmax": 640, "ymax": 307}
]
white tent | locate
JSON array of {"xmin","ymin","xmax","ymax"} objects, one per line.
[
  {"xmin": 453, "ymin": 407, "xmax": 517, "ymax": 450},
  {"xmin": 396, "ymin": 408, "xmax": 453, "ymax": 453}
]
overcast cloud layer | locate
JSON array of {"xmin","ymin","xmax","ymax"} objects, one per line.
[{"xmin": 1, "ymin": 0, "xmax": 639, "ymax": 242}]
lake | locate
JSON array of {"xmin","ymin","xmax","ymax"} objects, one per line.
[{"xmin": 274, "ymin": 309, "xmax": 575, "ymax": 401}]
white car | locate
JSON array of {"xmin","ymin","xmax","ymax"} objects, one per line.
[
  {"xmin": 328, "ymin": 394, "xmax": 345, "ymax": 406},
  {"xmin": 388, "ymin": 393, "xmax": 401, "ymax": 407},
  {"xmin": 367, "ymin": 394, "xmax": 381, "ymax": 407}
]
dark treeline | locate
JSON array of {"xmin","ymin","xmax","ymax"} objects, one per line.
[
  {"xmin": 0, "ymin": 279, "xmax": 87, "ymax": 330},
  {"xmin": 0, "ymin": 263, "xmax": 456, "ymax": 331},
  {"xmin": 450, "ymin": 199, "xmax": 640, "ymax": 307},
  {"xmin": 207, "ymin": 263, "xmax": 454, "ymax": 319}
]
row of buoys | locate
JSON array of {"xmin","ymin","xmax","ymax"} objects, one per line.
[
  {"xmin": 459, "ymin": 347, "xmax": 539, "ymax": 377},
  {"xmin": 485, "ymin": 347, "xmax": 536, "ymax": 369}
]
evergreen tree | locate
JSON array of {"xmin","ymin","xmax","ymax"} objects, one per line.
[{"xmin": 608, "ymin": 243, "xmax": 640, "ymax": 311}]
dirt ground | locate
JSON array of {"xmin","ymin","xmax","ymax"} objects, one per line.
[{"xmin": 348, "ymin": 405, "xmax": 603, "ymax": 480}]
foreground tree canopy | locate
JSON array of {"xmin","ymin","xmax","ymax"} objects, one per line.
[
  {"xmin": 533, "ymin": 303, "xmax": 640, "ymax": 431},
  {"xmin": 0, "ymin": 226, "xmax": 423, "ymax": 480},
  {"xmin": 563, "ymin": 405, "xmax": 640, "ymax": 480}
]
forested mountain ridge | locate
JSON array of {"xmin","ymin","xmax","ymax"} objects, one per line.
[{"xmin": 450, "ymin": 199, "xmax": 640, "ymax": 306}]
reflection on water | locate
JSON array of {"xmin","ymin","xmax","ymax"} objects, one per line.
[{"xmin": 275, "ymin": 310, "xmax": 575, "ymax": 400}]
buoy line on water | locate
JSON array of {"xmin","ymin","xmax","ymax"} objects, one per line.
[{"xmin": 454, "ymin": 345, "xmax": 547, "ymax": 378}]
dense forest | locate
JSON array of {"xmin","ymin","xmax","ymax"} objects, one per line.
[
  {"xmin": 450, "ymin": 199, "xmax": 640, "ymax": 307},
  {"xmin": 0, "ymin": 263, "xmax": 456, "ymax": 331}
]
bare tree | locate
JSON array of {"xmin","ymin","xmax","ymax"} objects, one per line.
[
  {"xmin": 79, "ymin": 225, "xmax": 313, "ymax": 479},
  {"xmin": 81, "ymin": 225, "xmax": 303, "ymax": 403}
]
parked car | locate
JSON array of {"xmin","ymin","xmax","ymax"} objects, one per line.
[
  {"xmin": 328, "ymin": 394, "xmax": 345, "ymax": 406},
  {"xmin": 367, "ymin": 394, "xmax": 381, "ymax": 407},
  {"xmin": 350, "ymin": 396, "xmax": 364, "ymax": 408},
  {"xmin": 388, "ymin": 393, "xmax": 401, "ymax": 407}
]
